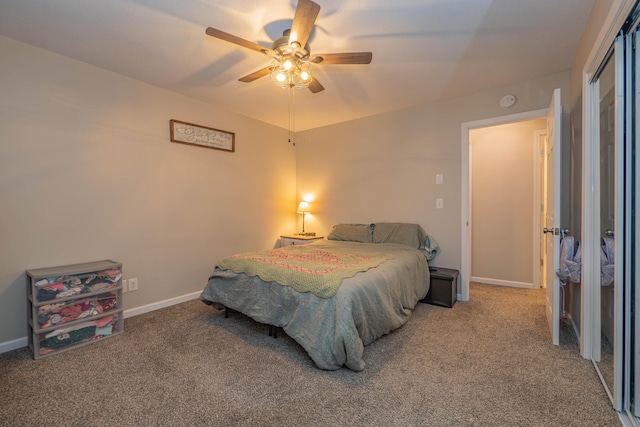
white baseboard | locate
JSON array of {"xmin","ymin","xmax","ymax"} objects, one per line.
[
  {"xmin": 471, "ymin": 276, "xmax": 537, "ymax": 289},
  {"xmin": 0, "ymin": 336, "xmax": 29, "ymax": 354},
  {"xmin": 567, "ymin": 312, "xmax": 581, "ymax": 341},
  {"xmin": 123, "ymin": 290, "xmax": 201, "ymax": 318},
  {"xmin": 0, "ymin": 290, "xmax": 202, "ymax": 355}
]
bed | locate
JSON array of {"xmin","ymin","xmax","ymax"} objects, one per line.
[{"xmin": 199, "ymin": 222, "xmax": 439, "ymax": 371}]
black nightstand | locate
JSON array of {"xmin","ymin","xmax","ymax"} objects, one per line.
[{"xmin": 422, "ymin": 267, "xmax": 458, "ymax": 308}]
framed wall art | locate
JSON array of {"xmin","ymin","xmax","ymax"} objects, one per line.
[{"xmin": 170, "ymin": 119, "xmax": 235, "ymax": 152}]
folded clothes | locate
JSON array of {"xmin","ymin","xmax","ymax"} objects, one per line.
[
  {"xmin": 60, "ymin": 304, "xmax": 83, "ymax": 319},
  {"xmin": 62, "ymin": 275, "xmax": 82, "ymax": 286},
  {"xmin": 44, "ymin": 321, "xmax": 98, "ymax": 339},
  {"xmin": 78, "ymin": 307, "xmax": 99, "ymax": 319},
  {"xmin": 103, "ymin": 269, "xmax": 122, "ymax": 279},
  {"xmin": 38, "ymin": 303, "xmax": 65, "ymax": 315},
  {"xmin": 98, "ymin": 296, "xmax": 117, "ymax": 311},
  {"xmin": 95, "ymin": 324, "xmax": 113, "ymax": 336},
  {"xmin": 94, "ymin": 315, "xmax": 113, "ymax": 328},
  {"xmin": 89, "ymin": 282, "xmax": 112, "ymax": 292},
  {"xmin": 40, "ymin": 325, "xmax": 97, "ymax": 350},
  {"xmin": 35, "ymin": 279, "xmax": 49, "ymax": 288},
  {"xmin": 39, "ymin": 316, "xmax": 117, "ymax": 352},
  {"xmin": 37, "ymin": 289, "xmax": 60, "ymax": 301},
  {"xmin": 57, "ymin": 287, "xmax": 82, "ymax": 299},
  {"xmin": 39, "ymin": 295, "xmax": 118, "ymax": 327},
  {"xmin": 43, "ymin": 282, "xmax": 64, "ymax": 291}
]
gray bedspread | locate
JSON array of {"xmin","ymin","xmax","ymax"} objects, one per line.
[{"xmin": 199, "ymin": 240, "xmax": 430, "ymax": 371}]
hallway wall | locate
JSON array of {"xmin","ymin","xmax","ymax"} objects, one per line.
[{"xmin": 470, "ymin": 118, "xmax": 546, "ymax": 286}]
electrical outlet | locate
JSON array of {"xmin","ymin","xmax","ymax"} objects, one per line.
[
  {"xmin": 436, "ymin": 174, "xmax": 444, "ymax": 185},
  {"xmin": 122, "ymin": 279, "xmax": 128, "ymax": 293},
  {"xmin": 128, "ymin": 278, "xmax": 138, "ymax": 292},
  {"xmin": 436, "ymin": 198, "xmax": 444, "ymax": 209}
]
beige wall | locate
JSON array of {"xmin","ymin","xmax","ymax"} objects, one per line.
[
  {"xmin": 296, "ymin": 72, "xmax": 570, "ymax": 270},
  {"xmin": 0, "ymin": 31, "xmax": 577, "ymax": 347},
  {"xmin": 569, "ymin": 0, "xmax": 615, "ymax": 108},
  {"xmin": 0, "ymin": 36, "xmax": 296, "ymax": 344},
  {"xmin": 470, "ymin": 118, "xmax": 546, "ymax": 285}
]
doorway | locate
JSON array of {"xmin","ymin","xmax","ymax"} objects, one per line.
[
  {"xmin": 469, "ymin": 118, "xmax": 546, "ymax": 289},
  {"xmin": 461, "ymin": 108, "xmax": 548, "ymax": 302}
]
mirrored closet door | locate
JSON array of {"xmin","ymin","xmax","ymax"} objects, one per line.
[
  {"xmin": 593, "ymin": 48, "xmax": 618, "ymax": 404},
  {"xmin": 589, "ymin": 15, "xmax": 637, "ymax": 421},
  {"xmin": 632, "ymin": 20, "xmax": 640, "ymax": 421}
]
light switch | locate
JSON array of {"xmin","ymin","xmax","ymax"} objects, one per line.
[
  {"xmin": 436, "ymin": 198, "xmax": 444, "ymax": 209},
  {"xmin": 436, "ymin": 174, "xmax": 443, "ymax": 185}
]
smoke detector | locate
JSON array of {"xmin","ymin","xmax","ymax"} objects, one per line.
[{"xmin": 500, "ymin": 94, "xmax": 517, "ymax": 108}]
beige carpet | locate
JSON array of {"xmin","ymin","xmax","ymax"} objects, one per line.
[{"xmin": 0, "ymin": 283, "xmax": 620, "ymax": 426}]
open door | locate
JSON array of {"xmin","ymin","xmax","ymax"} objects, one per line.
[{"xmin": 544, "ymin": 88, "xmax": 562, "ymax": 345}]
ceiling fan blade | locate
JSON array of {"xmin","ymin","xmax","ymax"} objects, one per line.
[
  {"xmin": 206, "ymin": 27, "xmax": 272, "ymax": 55},
  {"xmin": 238, "ymin": 66, "xmax": 273, "ymax": 83},
  {"xmin": 289, "ymin": 0, "xmax": 320, "ymax": 49},
  {"xmin": 311, "ymin": 52, "xmax": 373, "ymax": 65},
  {"xmin": 308, "ymin": 76, "xmax": 324, "ymax": 93}
]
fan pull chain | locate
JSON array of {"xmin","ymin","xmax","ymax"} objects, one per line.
[{"xmin": 288, "ymin": 86, "xmax": 296, "ymax": 146}]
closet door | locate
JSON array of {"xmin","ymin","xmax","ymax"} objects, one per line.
[
  {"xmin": 597, "ymin": 47, "xmax": 616, "ymax": 402},
  {"xmin": 583, "ymin": 1, "xmax": 640, "ymax": 419},
  {"xmin": 591, "ymin": 34, "xmax": 624, "ymax": 410},
  {"xmin": 633, "ymin": 25, "xmax": 640, "ymax": 419}
]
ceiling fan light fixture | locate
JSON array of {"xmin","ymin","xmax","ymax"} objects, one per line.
[
  {"xmin": 205, "ymin": 0, "xmax": 371, "ymax": 94},
  {"xmin": 270, "ymin": 57, "xmax": 312, "ymax": 89}
]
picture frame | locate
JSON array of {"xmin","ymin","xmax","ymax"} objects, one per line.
[{"xmin": 169, "ymin": 119, "xmax": 235, "ymax": 152}]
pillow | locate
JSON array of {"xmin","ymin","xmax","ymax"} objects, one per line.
[
  {"xmin": 372, "ymin": 222, "xmax": 427, "ymax": 249},
  {"xmin": 372, "ymin": 222, "xmax": 440, "ymax": 260},
  {"xmin": 327, "ymin": 224, "xmax": 373, "ymax": 243}
]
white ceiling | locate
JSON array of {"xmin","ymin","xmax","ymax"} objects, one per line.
[{"xmin": 0, "ymin": 0, "xmax": 594, "ymax": 131}]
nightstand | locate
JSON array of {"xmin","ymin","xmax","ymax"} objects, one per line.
[
  {"xmin": 422, "ymin": 267, "xmax": 458, "ymax": 308},
  {"xmin": 280, "ymin": 235, "xmax": 324, "ymax": 247}
]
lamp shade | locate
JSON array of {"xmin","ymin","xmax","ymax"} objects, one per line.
[{"xmin": 296, "ymin": 201, "xmax": 311, "ymax": 213}]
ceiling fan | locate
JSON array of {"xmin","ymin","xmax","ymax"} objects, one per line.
[{"xmin": 205, "ymin": 0, "xmax": 372, "ymax": 93}]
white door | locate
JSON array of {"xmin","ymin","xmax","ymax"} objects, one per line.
[
  {"xmin": 634, "ymin": 26, "xmax": 640, "ymax": 418},
  {"xmin": 544, "ymin": 88, "xmax": 562, "ymax": 345},
  {"xmin": 539, "ymin": 132, "xmax": 548, "ymax": 290}
]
